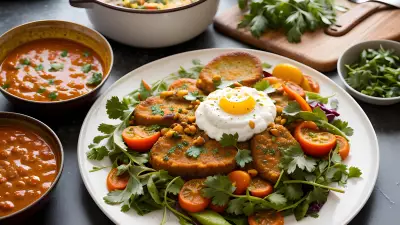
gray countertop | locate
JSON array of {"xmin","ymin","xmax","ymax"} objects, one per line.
[{"xmin": 0, "ymin": 0, "xmax": 399, "ymax": 224}]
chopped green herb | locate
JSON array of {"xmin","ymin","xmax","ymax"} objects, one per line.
[
  {"xmin": 60, "ymin": 50, "xmax": 68, "ymax": 57},
  {"xmin": 49, "ymin": 63, "xmax": 64, "ymax": 72},
  {"xmin": 163, "ymin": 155, "xmax": 169, "ymax": 161},
  {"xmin": 37, "ymin": 87, "xmax": 46, "ymax": 94},
  {"xmin": 151, "ymin": 104, "xmax": 164, "ymax": 116},
  {"xmin": 48, "ymin": 92, "xmax": 58, "ymax": 101},
  {"xmin": 48, "ymin": 79, "xmax": 55, "ymax": 85},
  {"xmin": 35, "ymin": 64, "xmax": 44, "ymax": 71},
  {"xmin": 83, "ymin": 50, "xmax": 91, "ymax": 57},
  {"xmin": 178, "ymin": 108, "xmax": 183, "ymax": 113},
  {"xmin": 1, "ymin": 83, "xmax": 10, "ymax": 89},
  {"xmin": 20, "ymin": 58, "xmax": 30, "ymax": 65},
  {"xmin": 15, "ymin": 64, "xmax": 22, "ymax": 70},
  {"xmin": 87, "ymin": 72, "xmax": 103, "ymax": 86},
  {"xmin": 81, "ymin": 64, "xmax": 92, "ymax": 73},
  {"xmin": 186, "ymin": 146, "xmax": 204, "ymax": 159}
]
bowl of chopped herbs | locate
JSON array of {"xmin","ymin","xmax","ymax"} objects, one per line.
[{"xmin": 337, "ymin": 40, "xmax": 400, "ymax": 105}]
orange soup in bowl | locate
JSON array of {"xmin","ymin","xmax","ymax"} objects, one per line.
[{"xmin": 0, "ymin": 39, "xmax": 105, "ymax": 102}]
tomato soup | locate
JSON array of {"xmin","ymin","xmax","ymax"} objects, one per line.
[
  {"xmin": 0, "ymin": 126, "xmax": 58, "ymax": 217},
  {"xmin": 0, "ymin": 39, "xmax": 104, "ymax": 102}
]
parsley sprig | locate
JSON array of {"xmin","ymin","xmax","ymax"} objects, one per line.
[
  {"xmin": 238, "ymin": 0, "xmax": 337, "ymax": 43},
  {"xmin": 219, "ymin": 133, "xmax": 252, "ymax": 168}
]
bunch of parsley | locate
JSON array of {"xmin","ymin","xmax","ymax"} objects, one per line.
[
  {"xmin": 345, "ymin": 46, "xmax": 400, "ymax": 98},
  {"xmin": 238, "ymin": 0, "xmax": 336, "ymax": 42}
]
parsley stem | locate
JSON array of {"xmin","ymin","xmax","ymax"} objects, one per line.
[
  {"xmin": 274, "ymin": 170, "xmax": 284, "ymax": 189},
  {"xmin": 283, "ymin": 180, "xmax": 345, "ymax": 193}
]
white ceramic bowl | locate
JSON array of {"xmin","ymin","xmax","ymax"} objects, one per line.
[
  {"xmin": 70, "ymin": 0, "xmax": 219, "ymax": 48},
  {"xmin": 337, "ymin": 40, "xmax": 400, "ymax": 105}
]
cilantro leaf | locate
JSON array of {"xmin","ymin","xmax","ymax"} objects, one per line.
[
  {"xmin": 166, "ymin": 177, "xmax": 185, "ymax": 195},
  {"xmin": 186, "ymin": 146, "xmax": 204, "ymax": 159},
  {"xmin": 348, "ymin": 166, "xmax": 362, "ymax": 178},
  {"xmin": 280, "ymin": 145, "xmax": 316, "ymax": 174},
  {"xmin": 283, "ymin": 101, "xmax": 302, "ymax": 115},
  {"xmin": 104, "ymin": 175, "xmax": 143, "ymax": 204},
  {"xmin": 250, "ymin": 14, "xmax": 268, "ymax": 38},
  {"xmin": 98, "ymin": 123, "xmax": 117, "ymax": 134},
  {"xmin": 87, "ymin": 72, "xmax": 103, "ymax": 86},
  {"xmin": 93, "ymin": 135, "xmax": 109, "ymax": 144},
  {"xmin": 220, "ymin": 133, "xmax": 238, "ymax": 147},
  {"xmin": 331, "ymin": 119, "xmax": 354, "ymax": 136},
  {"xmin": 87, "ymin": 146, "xmax": 109, "ymax": 160},
  {"xmin": 267, "ymin": 193, "xmax": 287, "ymax": 206},
  {"xmin": 89, "ymin": 166, "xmax": 108, "ymax": 172},
  {"xmin": 284, "ymin": 184, "xmax": 303, "ymax": 201},
  {"xmin": 106, "ymin": 96, "xmax": 129, "ymax": 119},
  {"xmin": 2, "ymin": 83, "xmax": 10, "ymax": 89},
  {"xmin": 20, "ymin": 58, "xmax": 30, "ymax": 65},
  {"xmin": 48, "ymin": 92, "xmax": 58, "ymax": 101},
  {"xmin": 202, "ymin": 175, "xmax": 236, "ymax": 206},
  {"xmin": 312, "ymin": 107, "xmax": 328, "ymax": 122},
  {"xmin": 81, "ymin": 64, "xmax": 92, "ymax": 73},
  {"xmin": 227, "ymin": 198, "xmax": 247, "ymax": 215},
  {"xmin": 192, "ymin": 59, "xmax": 202, "ymax": 65},
  {"xmin": 235, "ymin": 149, "xmax": 253, "ymax": 168},
  {"xmin": 307, "ymin": 187, "xmax": 329, "ymax": 203},
  {"xmin": 151, "ymin": 104, "xmax": 164, "ymax": 116}
]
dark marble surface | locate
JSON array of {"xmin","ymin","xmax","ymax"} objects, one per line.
[{"xmin": 0, "ymin": 0, "xmax": 399, "ymax": 224}]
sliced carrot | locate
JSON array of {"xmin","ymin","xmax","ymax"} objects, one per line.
[
  {"xmin": 228, "ymin": 171, "xmax": 251, "ymax": 195},
  {"xmin": 282, "ymin": 83, "xmax": 312, "ymax": 112}
]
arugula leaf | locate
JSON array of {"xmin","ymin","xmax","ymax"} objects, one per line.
[
  {"xmin": 331, "ymin": 119, "xmax": 354, "ymax": 136},
  {"xmin": 98, "ymin": 123, "xmax": 117, "ymax": 134},
  {"xmin": 348, "ymin": 167, "xmax": 362, "ymax": 178},
  {"xmin": 87, "ymin": 72, "xmax": 103, "ymax": 86},
  {"xmin": 87, "ymin": 146, "xmax": 109, "ymax": 160},
  {"xmin": 81, "ymin": 64, "xmax": 92, "ymax": 73},
  {"xmin": 202, "ymin": 175, "xmax": 236, "ymax": 206},
  {"xmin": 305, "ymin": 92, "xmax": 333, "ymax": 104},
  {"xmin": 151, "ymin": 104, "xmax": 164, "ymax": 116},
  {"xmin": 106, "ymin": 96, "xmax": 129, "ymax": 120},
  {"xmin": 186, "ymin": 146, "xmax": 204, "ymax": 159},
  {"xmin": 235, "ymin": 149, "xmax": 252, "ymax": 168}
]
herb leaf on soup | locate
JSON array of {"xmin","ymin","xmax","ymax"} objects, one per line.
[
  {"xmin": 83, "ymin": 50, "xmax": 91, "ymax": 57},
  {"xmin": 35, "ymin": 64, "xmax": 44, "ymax": 71},
  {"xmin": 48, "ymin": 92, "xmax": 58, "ymax": 101},
  {"xmin": 20, "ymin": 58, "xmax": 30, "ymax": 65},
  {"xmin": 82, "ymin": 64, "xmax": 92, "ymax": 73},
  {"xmin": 87, "ymin": 72, "xmax": 103, "ymax": 86},
  {"xmin": 61, "ymin": 50, "xmax": 68, "ymax": 57},
  {"xmin": 49, "ymin": 63, "xmax": 64, "ymax": 72},
  {"xmin": 2, "ymin": 83, "xmax": 10, "ymax": 89}
]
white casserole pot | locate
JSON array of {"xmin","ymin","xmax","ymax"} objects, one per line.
[{"xmin": 70, "ymin": 0, "xmax": 220, "ymax": 48}]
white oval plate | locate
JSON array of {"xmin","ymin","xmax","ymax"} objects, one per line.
[{"xmin": 78, "ymin": 49, "xmax": 379, "ymax": 225}]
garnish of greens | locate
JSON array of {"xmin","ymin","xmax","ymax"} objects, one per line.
[
  {"xmin": 86, "ymin": 58, "xmax": 361, "ymax": 223},
  {"xmin": 238, "ymin": 0, "xmax": 337, "ymax": 43},
  {"xmin": 345, "ymin": 46, "xmax": 400, "ymax": 98},
  {"xmin": 219, "ymin": 133, "xmax": 253, "ymax": 168},
  {"xmin": 86, "ymin": 60, "xmax": 204, "ymax": 224}
]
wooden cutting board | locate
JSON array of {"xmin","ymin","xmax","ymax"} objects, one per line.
[{"xmin": 214, "ymin": 0, "xmax": 400, "ymax": 72}]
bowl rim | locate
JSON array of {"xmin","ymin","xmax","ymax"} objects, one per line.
[
  {"xmin": 0, "ymin": 111, "xmax": 64, "ymax": 220},
  {"xmin": 337, "ymin": 39, "xmax": 400, "ymax": 102},
  {"xmin": 82, "ymin": 0, "xmax": 208, "ymax": 14},
  {"xmin": 0, "ymin": 19, "xmax": 114, "ymax": 105}
]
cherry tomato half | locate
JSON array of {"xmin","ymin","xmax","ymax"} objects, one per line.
[
  {"xmin": 179, "ymin": 179, "xmax": 210, "ymax": 213},
  {"xmin": 249, "ymin": 177, "xmax": 274, "ymax": 198},
  {"xmin": 248, "ymin": 210, "xmax": 284, "ymax": 225},
  {"xmin": 122, "ymin": 126, "xmax": 160, "ymax": 152},
  {"xmin": 294, "ymin": 121, "xmax": 337, "ymax": 157},
  {"xmin": 336, "ymin": 135, "xmax": 350, "ymax": 160},
  {"xmin": 228, "ymin": 170, "xmax": 251, "ymax": 195},
  {"xmin": 107, "ymin": 168, "xmax": 129, "ymax": 192}
]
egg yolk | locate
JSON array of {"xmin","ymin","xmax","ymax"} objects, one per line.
[{"xmin": 219, "ymin": 94, "xmax": 256, "ymax": 115}]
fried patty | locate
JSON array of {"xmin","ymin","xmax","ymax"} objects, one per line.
[
  {"xmin": 150, "ymin": 134, "xmax": 237, "ymax": 177},
  {"xmin": 251, "ymin": 124, "xmax": 298, "ymax": 183},
  {"xmin": 168, "ymin": 78, "xmax": 200, "ymax": 93},
  {"xmin": 134, "ymin": 96, "xmax": 194, "ymax": 126},
  {"xmin": 197, "ymin": 52, "xmax": 263, "ymax": 94}
]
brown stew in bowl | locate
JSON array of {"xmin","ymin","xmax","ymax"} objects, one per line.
[
  {"xmin": 0, "ymin": 39, "xmax": 104, "ymax": 102},
  {"xmin": 0, "ymin": 126, "xmax": 58, "ymax": 217}
]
